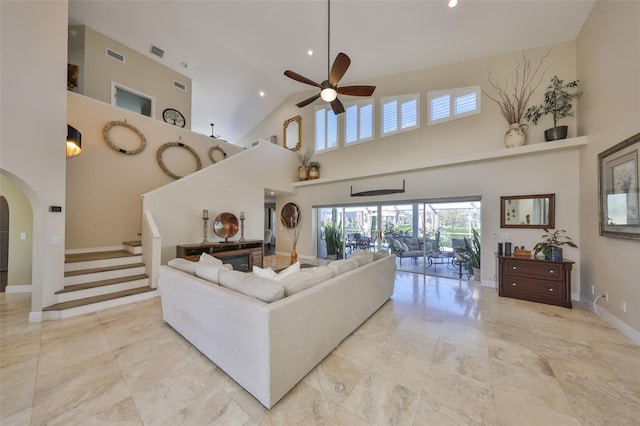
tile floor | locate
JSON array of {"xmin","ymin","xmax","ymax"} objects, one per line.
[{"xmin": 1, "ymin": 256, "xmax": 639, "ymax": 425}]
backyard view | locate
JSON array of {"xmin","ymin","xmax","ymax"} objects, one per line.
[{"xmin": 316, "ymin": 200, "xmax": 481, "ymax": 278}]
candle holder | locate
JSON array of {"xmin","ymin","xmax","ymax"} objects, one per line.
[
  {"xmin": 202, "ymin": 209, "xmax": 210, "ymax": 243},
  {"xmin": 239, "ymin": 211, "xmax": 246, "ymax": 241}
]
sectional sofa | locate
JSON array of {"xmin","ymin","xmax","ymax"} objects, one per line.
[{"xmin": 158, "ymin": 251, "xmax": 396, "ymax": 409}]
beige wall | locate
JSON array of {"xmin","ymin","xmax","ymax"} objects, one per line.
[
  {"xmin": 577, "ymin": 1, "xmax": 640, "ymax": 336},
  {"xmin": 0, "ymin": 175, "xmax": 33, "ymax": 286},
  {"xmin": 78, "ymin": 25, "xmax": 192, "ymax": 129},
  {"xmin": 66, "ymin": 93, "xmax": 244, "ymax": 249},
  {"xmin": 0, "ymin": 0, "xmax": 68, "ymax": 314}
]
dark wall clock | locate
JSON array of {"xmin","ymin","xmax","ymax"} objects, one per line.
[{"xmin": 162, "ymin": 108, "xmax": 186, "ymax": 127}]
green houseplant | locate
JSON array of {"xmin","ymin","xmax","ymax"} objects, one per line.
[
  {"xmin": 524, "ymin": 75, "xmax": 580, "ymax": 141},
  {"xmin": 454, "ymin": 228, "xmax": 481, "ymax": 280},
  {"xmin": 532, "ymin": 229, "xmax": 577, "ymax": 260},
  {"xmin": 324, "ymin": 221, "xmax": 343, "ymax": 259}
]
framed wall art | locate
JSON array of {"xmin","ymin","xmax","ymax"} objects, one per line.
[{"xmin": 598, "ymin": 132, "xmax": 640, "ymax": 240}]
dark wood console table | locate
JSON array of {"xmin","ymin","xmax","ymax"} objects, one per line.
[
  {"xmin": 176, "ymin": 240, "xmax": 263, "ymax": 272},
  {"xmin": 498, "ymin": 255, "xmax": 574, "ymax": 308}
]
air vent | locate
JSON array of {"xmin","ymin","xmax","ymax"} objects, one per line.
[
  {"xmin": 173, "ymin": 80, "xmax": 187, "ymax": 91},
  {"xmin": 106, "ymin": 48, "xmax": 125, "ymax": 63},
  {"xmin": 150, "ymin": 45, "xmax": 164, "ymax": 58}
]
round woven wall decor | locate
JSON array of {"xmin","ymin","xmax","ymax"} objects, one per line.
[
  {"xmin": 208, "ymin": 145, "xmax": 227, "ymax": 163},
  {"xmin": 102, "ymin": 121, "xmax": 147, "ymax": 155},
  {"xmin": 156, "ymin": 142, "xmax": 202, "ymax": 179}
]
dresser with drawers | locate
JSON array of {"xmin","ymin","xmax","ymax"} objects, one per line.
[{"xmin": 498, "ymin": 255, "xmax": 574, "ymax": 308}]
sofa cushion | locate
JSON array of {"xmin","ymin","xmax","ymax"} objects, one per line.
[
  {"xmin": 328, "ymin": 259, "xmax": 358, "ymax": 275},
  {"xmin": 195, "ymin": 262, "xmax": 232, "ymax": 284},
  {"xmin": 280, "ymin": 266, "xmax": 334, "ymax": 296},
  {"xmin": 372, "ymin": 249, "xmax": 389, "ymax": 260},
  {"xmin": 392, "ymin": 239, "xmax": 403, "ymax": 252},
  {"xmin": 168, "ymin": 258, "xmax": 197, "ymax": 275},
  {"xmin": 199, "ymin": 252, "xmax": 224, "ymax": 266},
  {"xmin": 273, "ymin": 261, "xmax": 300, "ymax": 281},
  {"xmin": 219, "ymin": 270, "xmax": 286, "ymax": 303},
  {"xmin": 404, "ymin": 238, "xmax": 421, "ymax": 250},
  {"xmin": 253, "ymin": 265, "xmax": 277, "ymax": 280},
  {"xmin": 400, "ymin": 242, "xmax": 410, "ymax": 252}
]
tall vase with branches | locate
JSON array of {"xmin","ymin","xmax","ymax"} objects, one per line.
[
  {"xmin": 296, "ymin": 147, "xmax": 313, "ymax": 181},
  {"xmin": 484, "ymin": 51, "xmax": 550, "ymax": 148}
]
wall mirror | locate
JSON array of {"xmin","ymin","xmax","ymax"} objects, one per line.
[
  {"xmin": 500, "ymin": 194, "xmax": 555, "ymax": 229},
  {"xmin": 283, "ymin": 115, "xmax": 302, "ymax": 151}
]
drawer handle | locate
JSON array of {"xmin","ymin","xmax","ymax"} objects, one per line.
[
  {"xmin": 512, "ymin": 266, "xmax": 517, "ymax": 270},
  {"xmin": 512, "ymin": 283, "xmax": 517, "ymax": 286},
  {"xmin": 549, "ymin": 270, "xmax": 555, "ymax": 274},
  {"xmin": 549, "ymin": 288, "xmax": 554, "ymax": 292}
]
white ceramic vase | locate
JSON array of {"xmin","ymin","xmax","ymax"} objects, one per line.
[{"xmin": 504, "ymin": 123, "xmax": 528, "ymax": 148}]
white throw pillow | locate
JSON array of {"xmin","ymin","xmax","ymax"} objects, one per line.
[
  {"xmin": 349, "ymin": 249, "xmax": 374, "ymax": 267},
  {"xmin": 328, "ymin": 259, "xmax": 358, "ymax": 275},
  {"xmin": 168, "ymin": 258, "xmax": 197, "ymax": 275},
  {"xmin": 253, "ymin": 265, "xmax": 277, "ymax": 280},
  {"xmin": 219, "ymin": 271, "xmax": 286, "ymax": 303},
  {"xmin": 195, "ymin": 262, "xmax": 232, "ymax": 284},
  {"xmin": 400, "ymin": 242, "xmax": 410, "ymax": 252},
  {"xmin": 372, "ymin": 249, "xmax": 389, "ymax": 260},
  {"xmin": 273, "ymin": 261, "xmax": 301, "ymax": 282},
  {"xmin": 199, "ymin": 252, "xmax": 224, "ymax": 266},
  {"xmin": 280, "ymin": 266, "xmax": 334, "ymax": 296}
]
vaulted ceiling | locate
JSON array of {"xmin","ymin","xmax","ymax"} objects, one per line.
[{"xmin": 69, "ymin": 0, "xmax": 595, "ymax": 144}]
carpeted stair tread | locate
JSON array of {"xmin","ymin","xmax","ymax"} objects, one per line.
[
  {"xmin": 65, "ymin": 262, "xmax": 145, "ymax": 277},
  {"xmin": 55, "ymin": 274, "xmax": 149, "ymax": 294},
  {"xmin": 43, "ymin": 286, "xmax": 155, "ymax": 311},
  {"xmin": 65, "ymin": 250, "xmax": 139, "ymax": 263}
]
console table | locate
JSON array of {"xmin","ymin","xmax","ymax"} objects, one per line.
[
  {"xmin": 498, "ymin": 255, "xmax": 574, "ymax": 308},
  {"xmin": 176, "ymin": 240, "xmax": 263, "ymax": 272}
]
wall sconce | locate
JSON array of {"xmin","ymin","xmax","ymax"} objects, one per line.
[{"xmin": 66, "ymin": 124, "xmax": 82, "ymax": 157}]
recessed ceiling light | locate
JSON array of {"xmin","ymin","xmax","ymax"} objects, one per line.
[
  {"xmin": 448, "ymin": 0, "xmax": 458, "ymax": 8},
  {"xmin": 259, "ymin": 91, "xmax": 265, "ymax": 97},
  {"xmin": 307, "ymin": 49, "xmax": 314, "ymax": 56}
]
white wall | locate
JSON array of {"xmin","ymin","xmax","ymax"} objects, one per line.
[
  {"xmin": 142, "ymin": 142, "xmax": 297, "ymax": 270},
  {"xmin": 576, "ymin": 0, "xmax": 640, "ymax": 337},
  {"xmin": 0, "ymin": 0, "xmax": 68, "ymax": 314},
  {"xmin": 66, "ymin": 92, "xmax": 244, "ymax": 249}
]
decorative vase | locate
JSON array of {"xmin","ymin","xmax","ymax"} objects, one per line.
[
  {"xmin": 308, "ymin": 166, "xmax": 319, "ymax": 180},
  {"xmin": 290, "ymin": 243, "xmax": 298, "ymax": 265},
  {"xmin": 544, "ymin": 126, "xmax": 568, "ymax": 141},
  {"xmin": 504, "ymin": 123, "xmax": 528, "ymax": 148},
  {"xmin": 298, "ymin": 165, "xmax": 308, "ymax": 181}
]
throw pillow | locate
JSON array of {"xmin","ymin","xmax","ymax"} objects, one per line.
[
  {"xmin": 400, "ymin": 242, "xmax": 410, "ymax": 252},
  {"xmin": 168, "ymin": 258, "xmax": 197, "ymax": 275},
  {"xmin": 199, "ymin": 252, "xmax": 224, "ymax": 266},
  {"xmin": 273, "ymin": 261, "xmax": 300, "ymax": 281},
  {"xmin": 219, "ymin": 271, "xmax": 286, "ymax": 303},
  {"xmin": 328, "ymin": 259, "xmax": 358, "ymax": 275},
  {"xmin": 405, "ymin": 238, "xmax": 420, "ymax": 250},
  {"xmin": 349, "ymin": 250, "xmax": 373, "ymax": 266},
  {"xmin": 392, "ymin": 239, "xmax": 403, "ymax": 252},
  {"xmin": 253, "ymin": 265, "xmax": 277, "ymax": 280},
  {"xmin": 195, "ymin": 262, "xmax": 232, "ymax": 284},
  {"xmin": 372, "ymin": 249, "xmax": 389, "ymax": 260}
]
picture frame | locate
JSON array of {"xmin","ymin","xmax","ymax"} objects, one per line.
[{"xmin": 598, "ymin": 132, "xmax": 640, "ymax": 240}]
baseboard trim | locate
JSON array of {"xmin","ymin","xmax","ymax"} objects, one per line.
[
  {"xmin": 29, "ymin": 311, "xmax": 42, "ymax": 322},
  {"xmin": 5, "ymin": 285, "xmax": 32, "ymax": 293},
  {"xmin": 579, "ymin": 295, "xmax": 640, "ymax": 346}
]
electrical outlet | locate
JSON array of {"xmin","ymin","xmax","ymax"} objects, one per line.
[{"xmin": 622, "ymin": 302, "xmax": 627, "ymax": 312}]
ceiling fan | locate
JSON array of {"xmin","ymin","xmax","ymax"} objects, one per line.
[{"xmin": 284, "ymin": 0, "xmax": 376, "ymax": 115}]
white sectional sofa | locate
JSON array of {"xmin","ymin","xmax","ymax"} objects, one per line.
[{"xmin": 158, "ymin": 253, "xmax": 396, "ymax": 409}]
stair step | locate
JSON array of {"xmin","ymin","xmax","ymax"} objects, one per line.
[
  {"xmin": 64, "ymin": 263, "xmax": 146, "ymax": 286},
  {"xmin": 56, "ymin": 274, "xmax": 149, "ymax": 293},
  {"xmin": 43, "ymin": 286, "xmax": 157, "ymax": 313},
  {"xmin": 65, "ymin": 249, "xmax": 138, "ymax": 263},
  {"xmin": 123, "ymin": 240, "xmax": 142, "ymax": 255},
  {"xmin": 65, "ymin": 262, "xmax": 145, "ymax": 277},
  {"xmin": 65, "ymin": 251, "xmax": 142, "ymax": 272}
]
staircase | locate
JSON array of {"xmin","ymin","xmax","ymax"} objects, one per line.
[{"xmin": 43, "ymin": 241, "xmax": 158, "ymax": 320}]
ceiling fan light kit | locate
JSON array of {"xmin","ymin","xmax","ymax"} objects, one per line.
[{"xmin": 284, "ymin": 0, "xmax": 375, "ymax": 115}]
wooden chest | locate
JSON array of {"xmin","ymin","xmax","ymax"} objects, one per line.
[{"xmin": 498, "ymin": 255, "xmax": 574, "ymax": 308}]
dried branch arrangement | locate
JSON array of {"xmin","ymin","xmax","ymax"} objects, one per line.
[{"xmin": 485, "ymin": 51, "xmax": 551, "ymax": 125}]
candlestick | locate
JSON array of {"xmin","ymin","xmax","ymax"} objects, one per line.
[
  {"xmin": 240, "ymin": 211, "xmax": 245, "ymax": 220},
  {"xmin": 202, "ymin": 209, "xmax": 209, "ymax": 219},
  {"xmin": 239, "ymin": 213, "xmax": 245, "ymax": 241}
]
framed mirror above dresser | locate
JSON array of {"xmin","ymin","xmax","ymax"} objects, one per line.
[{"xmin": 500, "ymin": 194, "xmax": 555, "ymax": 229}]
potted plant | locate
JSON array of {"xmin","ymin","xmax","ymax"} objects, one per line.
[
  {"xmin": 307, "ymin": 161, "xmax": 320, "ymax": 180},
  {"xmin": 485, "ymin": 51, "xmax": 550, "ymax": 148},
  {"xmin": 324, "ymin": 221, "xmax": 343, "ymax": 260},
  {"xmin": 524, "ymin": 76, "xmax": 580, "ymax": 141},
  {"xmin": 532, "ymin": 229, "xmax": 577, "ymax": 260},
  {"xmin": 296, "ymin": 147, "xmax": 313, "ymax": 181},
  {"xmin": 454, "ymin": 228, "xmax": 481, "ymax": 280}
]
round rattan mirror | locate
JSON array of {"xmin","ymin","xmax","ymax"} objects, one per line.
[{"xmin": 280, "ymin": 202, "xmax": 300, "ymax": 229}]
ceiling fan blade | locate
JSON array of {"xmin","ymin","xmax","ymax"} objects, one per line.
[
  {"xmin": 296, "ymin": 93, "xmax": 321, "ymax": 108},
  {"xmin": 284, "ymin": 70, "xmax": 322, "ymax": 88},
  {"xmin": 337, "ymin": 85, "xmax": 377, "ymax": 97},
  {"xmin": 329, "ymin": 52, "xmax": 351, "ymax": 86},
  {"xmin": 330, "ymin": 98, "xmax": 345, "ymax": 115}
]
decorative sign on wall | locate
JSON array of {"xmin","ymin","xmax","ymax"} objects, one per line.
[
  {"xmin": 103, "ymin": 120, "xmax": 147, "ymax": 155},
  {"xmin": 156, "ymin": 141, "xmax": 202, "ymax": 179},
  {"xmin": 162, "ymin": 108, "xmax": 186, "ymax": 127}
]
